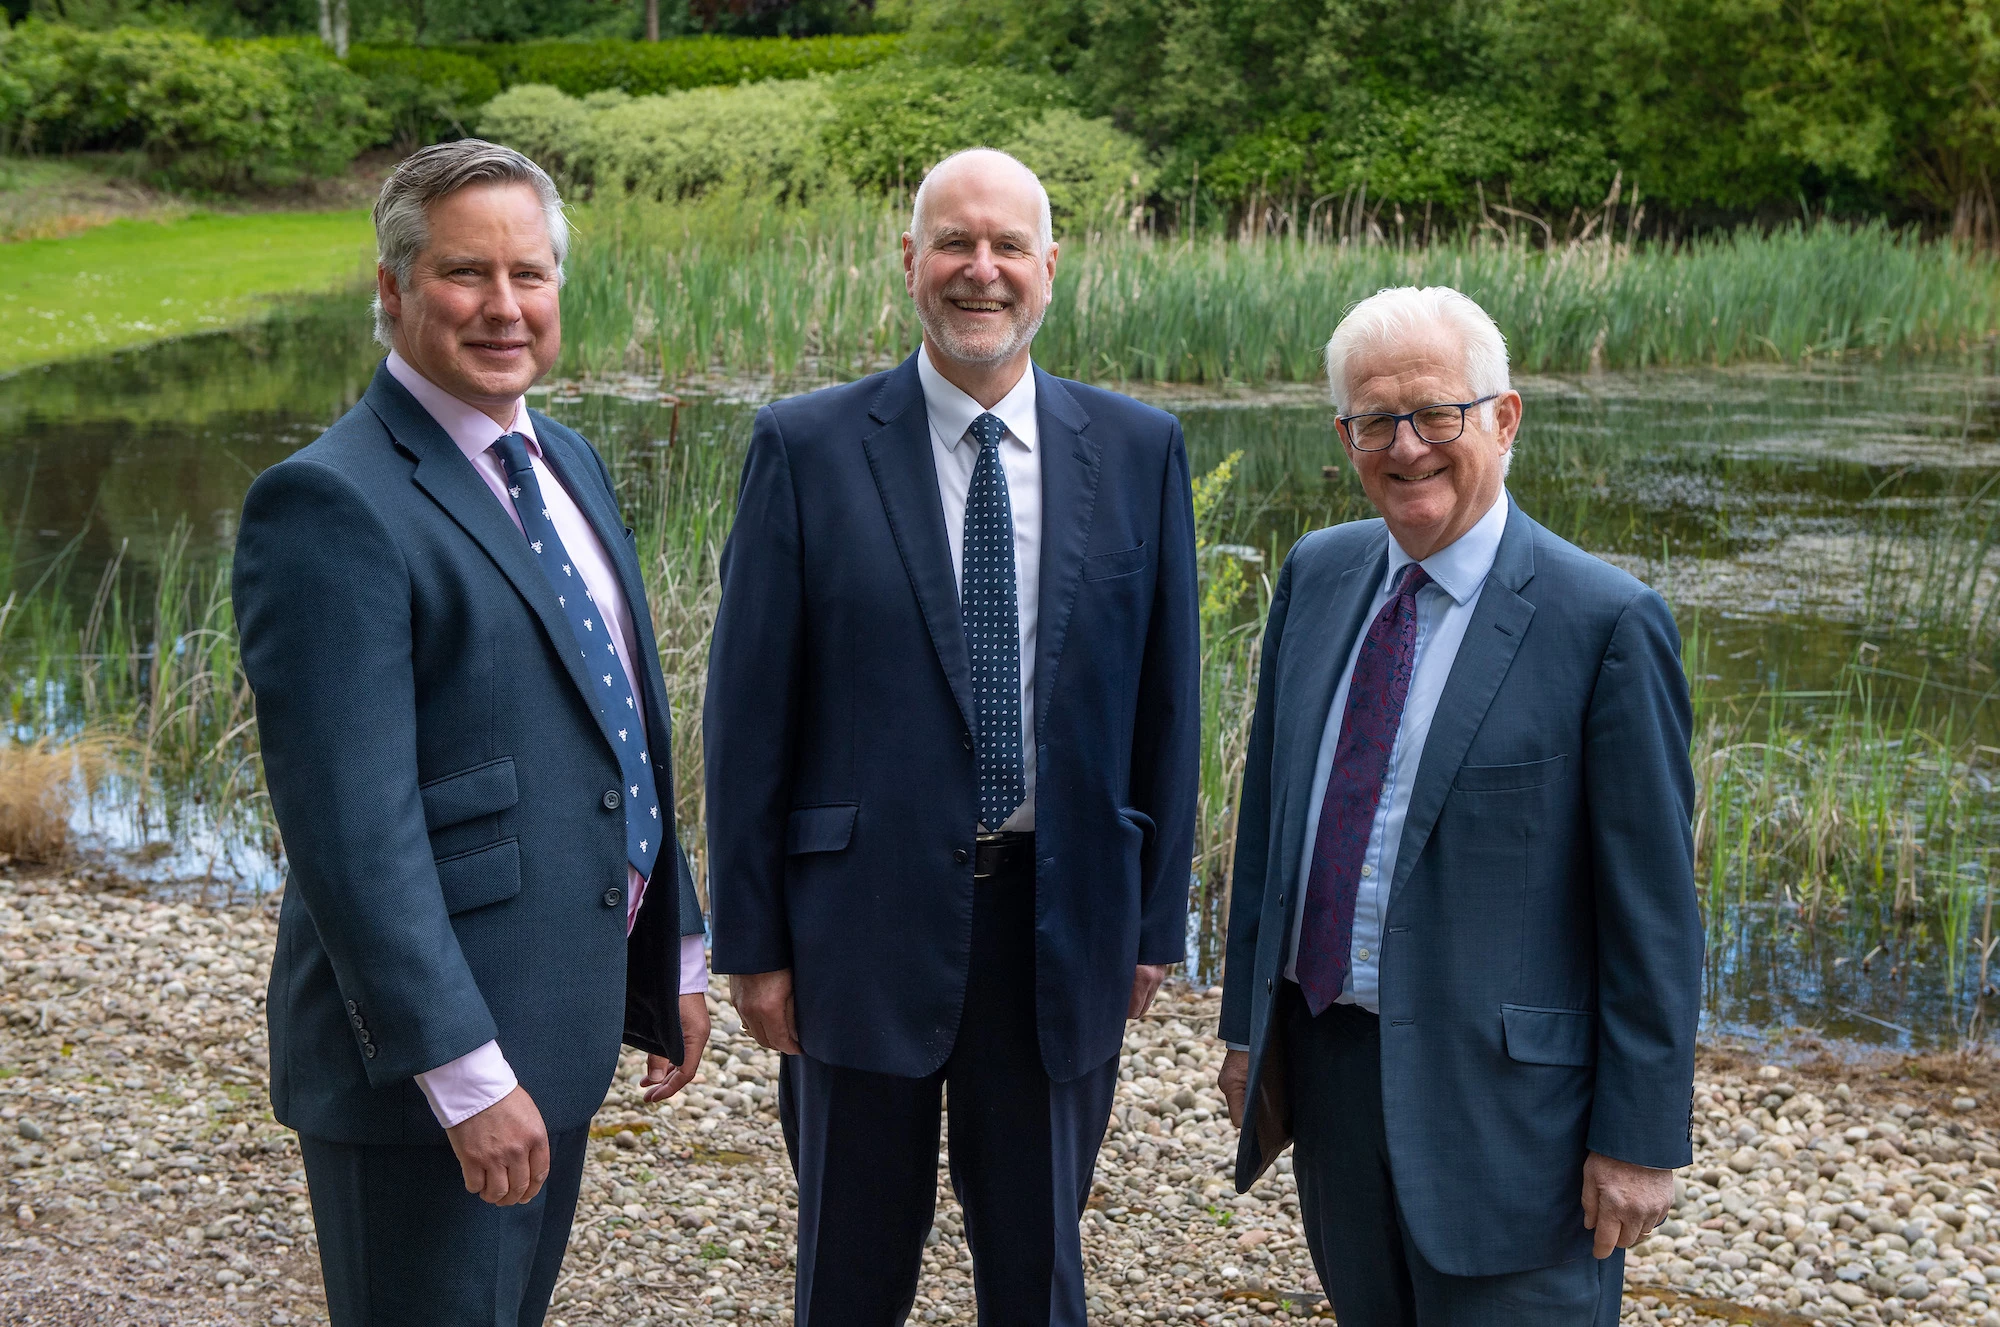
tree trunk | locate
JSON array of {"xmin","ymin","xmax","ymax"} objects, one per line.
[
  {"xmin": 331, "ymin": 0, "xmax": 349, "ymax": 58},
  {"xmin": 646, "ymin": 0, "xmax": 659, "ymax": 42}
]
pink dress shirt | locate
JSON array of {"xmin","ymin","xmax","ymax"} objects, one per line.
[{"xmin": 385, "ymin": 354, "xmax": 708, "ymax": 1128}]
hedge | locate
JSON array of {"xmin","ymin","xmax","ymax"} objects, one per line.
[
  {"xmin": 346, "ymin": 45, "xmax": 501, "ymax": 151},
  {"xmin": 455, "ymin": 34, "xmax": 902, "ymax": 98}
]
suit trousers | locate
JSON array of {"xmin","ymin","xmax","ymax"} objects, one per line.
[
  {"xmin": 300, "ymin": 1126, "xmax": 589, "ymax": 1327},
  {"xmin": 1284, "ymin": 989, "xmax": 1624, "ymax": 1327},
  {"xmin": 777, "ymin": 852, "xmax": 1120, "ymax": 1327}
]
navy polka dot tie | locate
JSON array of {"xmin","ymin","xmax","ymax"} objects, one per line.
[
  {"xmin": 490, "ymin": 432, "xmax": 662, "ymax": 883},
  {"xmin": 962, "ymin": 412, "xmax": 1026, "ymax": 832}
]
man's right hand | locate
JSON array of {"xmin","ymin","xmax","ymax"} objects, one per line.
[
  {"xmin": 1218, "ymin": 1049, "xmax": 1249, "ymax": 1128},
  {"xmin": 729, "ymin": 969, "xmax": 802, "ymax": 1054},
  {"xmin": 444, "ymin": 1084, "xmax": 549, "ymax": 1206}
]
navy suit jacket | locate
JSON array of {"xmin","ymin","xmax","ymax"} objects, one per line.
[
  {"xmin": 705, "ymin": 353, "xmax": 1199, "ymax": 1082},
  {"xmin": 1220, "ymin": 502, "xmax": 1701, "ymax": 1276},
  {"xmin": 235, "ymin": 363, "xmax": 703, "ymax": 1146}
]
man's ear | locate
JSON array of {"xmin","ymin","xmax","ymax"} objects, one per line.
[{"xmin": 377, "ymin": 264, "xmax": 402, "ymax": 321}]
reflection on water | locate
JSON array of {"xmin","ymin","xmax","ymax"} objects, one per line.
[{"xmin": 5, "ymin": 292, "xmax": 2000, "ymax": 1047}]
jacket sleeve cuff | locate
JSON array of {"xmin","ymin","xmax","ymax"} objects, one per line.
[
  {"xmin": 414, "ymin": 1040, "xmax": 518, "ymax": 1129},
  {"xmin": 679, "ymin": 934, "xmax": 710, "ymax": 996}
]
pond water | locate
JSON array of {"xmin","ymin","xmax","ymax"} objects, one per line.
[{"xmin": 5, "ymin": 290, "xmax": 2000, "ymax": 1049}]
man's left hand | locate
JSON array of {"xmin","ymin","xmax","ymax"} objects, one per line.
[
  {"xmin": 1128, "ymin": 964, "xmax": 1169, "ymax": 1018},
  {"xmin": 641, "ymin": 992, "xmax": 712, "ymax": 1104},
  {"xmin": 1581, "ymin": 1151, "xmax": 1674, "ymax": 1259}
]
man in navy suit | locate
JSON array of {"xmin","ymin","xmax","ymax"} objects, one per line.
[
  {"xmin": 234, "ymin": 141, "xmax": 709, "ymax": 1325},
  {"xmin": 1216, "ymin": 287, "xmax": 1701, "ymax": 1325},
  {"xmin": 705, "ymin": 149, "xmax": 1200, "ymax": 1326}
]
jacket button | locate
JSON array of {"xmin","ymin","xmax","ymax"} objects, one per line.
[
  {"xmin": 363, "ymin": 1044, "xmax": 377, "ymax": 1059},
  {"xmin": 349, "ymin": 1012, "xmax": 364, "ymax": 1029},
  {"xmin": 603, "ymin": 887, "xmax": 624, "ymax": 908},
  {"xmin": 357, "ymin": 1029, "xmax": 371, "ymax": 1044},
  {"xmin": 603, "ymin": 789, "xmax": 622, "ymax": 810},
  {"xmin": 345, "ymin": 1000, "xmax": 357, "ymax": 1014},
  {"xmin": 953, "ymin": 849, "xmax": 969, "ymax": 865}
]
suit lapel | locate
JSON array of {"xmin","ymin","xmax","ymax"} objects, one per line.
[
  {"xmin": 1388, "ymin": 502, "xmax": 1539, "ymax": 905},
  {"xmin": 1031, "ymin": 369, "xmax": 1099, "ymax": 742},
  {"xmin": 1273, "ymin": 531, "xmax": 1388, "ymax": 906},
  {"xmin": 861, "ymin": 356, "xmax": 975, "ymax": 735},
  {"xmin": 367, "ymin": 367, "xmax": 615, "ymax": 756}
]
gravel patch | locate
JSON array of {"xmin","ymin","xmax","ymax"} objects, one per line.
[{"xmin": 1, "ymin": 862, "xmax": 1997, "ymax": 1326}]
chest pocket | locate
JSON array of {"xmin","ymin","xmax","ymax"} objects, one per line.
[{"xmin": 1083, "ymin": 542, "xmax": 1148, "ymax": 581}]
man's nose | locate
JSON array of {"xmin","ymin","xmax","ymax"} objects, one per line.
[
  {"xmin": 486, "ymin": 275, "xmax": 523, "ymax": 323},
  {"xmin": 968, "ymin": 242, "xmax": 1002, "ymax": 284}
]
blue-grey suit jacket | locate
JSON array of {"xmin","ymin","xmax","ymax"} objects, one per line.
[
  {"xmin": 705, "ymin": 354, "xmax": 1200, "ymax": 1082},
  {"xmin": 1219, "ymin": 502, "xmax": 1701, "ymax": 1277},
  {"xmin": 234, "ymin": 364, "xmax": 704, "ymax": 1146}
]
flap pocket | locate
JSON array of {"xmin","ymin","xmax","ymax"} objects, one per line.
[
  {"xmin": 1455, "ymin": 753, "xmax": 1567, "ymax": 793},
  {"xmin": 1117, "ymin": 806, "xmax": 1156, "ymax": 846},
  {"xmin": 435, "ymin": 838, "xmax": 523, "ymax": 915},
  {"xmin": 1501, "ymin": 1003, "xmax": 1596, "ymax": 1067},
  {"xmin": 420, "ymin": 757, "xmax": 519, "ymax": 832},
  {"xmin": 1083, "ymin": 542, "xmax": 1148, "ymax": 581},
  {"xmin": 787, "ymin": 804, "xmax": 858, "ymax": 855}
]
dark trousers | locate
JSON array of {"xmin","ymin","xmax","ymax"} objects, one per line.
[
  {"xmin": 777, "ymin": 854, "xmax": 1120, "ymax": 1327},
  {"xmin": 1285, "ymin": 990, "xmax": 1623, "ymax": 1327},
  {"xmin": 299, "ymin": 1126, "xmax": 590, "ymax": 1327}
]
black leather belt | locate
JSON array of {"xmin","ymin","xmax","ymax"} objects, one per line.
[{"xmin": 974, "ymin": 832, "xmax": 1035, "ymax": 879}]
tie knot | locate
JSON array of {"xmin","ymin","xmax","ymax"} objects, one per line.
[
  {"xmin": 490, "ymin": 431, "xmax": 534, "ymax": 478},
  {"xmin": 967, "ymin": 413, "xmax": 1007, "ymax": 452},
  {"xmin": 1393, "ymin": 562, "xmax": 1433, "ymax": 598}
]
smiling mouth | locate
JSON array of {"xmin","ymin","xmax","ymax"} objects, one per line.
[
  {"xmin": 950, "ymin": 299, "xmax": 1008, "ymax": 312},
  {"xmin": 467, "ymin": 340, "xmax": 529, "ymax": 353},
  {"xmin": 1388, "ymin": 466, "xmax": 1448, "ymax": 484}
]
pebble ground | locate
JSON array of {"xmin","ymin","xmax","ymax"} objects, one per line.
[{"xmin": 3, "ymin": 863, "xmax": 1999, "ymax": 1327}]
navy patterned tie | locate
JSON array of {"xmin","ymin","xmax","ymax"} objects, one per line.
[
  {"xmin": 963, "ymin": 412, "xmax": 1026, "ymax": 832},
  {"xmin": 490, "ymin": 433, "xmax": 662, "ymax": 882}
]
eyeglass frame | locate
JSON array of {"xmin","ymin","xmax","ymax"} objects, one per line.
[{"xmin": 1337, "ymin": 394, "xmax": 1502, "ymax": 452}]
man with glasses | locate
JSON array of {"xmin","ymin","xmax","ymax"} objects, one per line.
[{"xmin": 1215, "ymin": 286, "xmax": 1701, "ymax": 1325}]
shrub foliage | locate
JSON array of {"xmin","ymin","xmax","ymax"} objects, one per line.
[{"xmin": 463, "ymin": 33, "xmax": 901, "ymax": 97}]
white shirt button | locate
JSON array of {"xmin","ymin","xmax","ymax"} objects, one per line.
[
  {"xmin": 1357, "ymin": 948, "xmax": 1371, "ymax": 961},
  {"xmin": 1360, "ymin": 864, "xmax": 1375, "ymax": 878}
]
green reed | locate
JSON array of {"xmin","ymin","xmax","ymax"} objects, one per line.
[{"xmin": 558, "ymin": 192, "xmax": 2000, "ymax": 386}]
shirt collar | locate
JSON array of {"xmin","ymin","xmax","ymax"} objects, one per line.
[
  {"xmin": 917, "ymin": 343, "xmax": 1039, "ymax": 452},
  {"xmin": 1384, "ymin": 489, "xmax": 1511, "ymax": 606},
  {"xmin": 385, "ymin": 351, "xmax": 541, "ymax": 464}
]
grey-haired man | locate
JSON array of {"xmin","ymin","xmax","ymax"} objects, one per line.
[{"xmin": 234, "ymin": 141, "xmax": 709, "ymax": 1324}]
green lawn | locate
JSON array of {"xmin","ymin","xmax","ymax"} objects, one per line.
[{"xmin": 0, "ymin": 210, "xmax": 375, "ymax": 373}]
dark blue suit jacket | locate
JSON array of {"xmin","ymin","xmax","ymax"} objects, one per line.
[
  {"xmin": 705, "ymin": 353, "xmax": 1200, "ymax": 1082},
  {"xmin": 234, "ymin": 364, "xmax": 703, "ymax": 1146},
  {"xmin": 1220, "ymin": 502, "xmax": 1701, "ymax": 1276}
]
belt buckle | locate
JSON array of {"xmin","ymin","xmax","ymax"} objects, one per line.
[{"xmin": 974, "ymin": 831, "xmax": 1006, "ymax": 880}]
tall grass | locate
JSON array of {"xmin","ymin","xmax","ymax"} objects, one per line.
[{"xmin": 559, "ymin": 192, "xmax": 2000, "ymax": 385}]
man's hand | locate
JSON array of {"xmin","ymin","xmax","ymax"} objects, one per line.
[
  {"xmin": 1581, "ymin": 1151, "xmax": 1674, "ymax": 1258},
  {"xmin": 1128, "ymin": 964, "xmax": 1169, "ymax": 1018},
  {"xmin": 444, "ymin": 1084, "xmax": 549, "ymax": 1207},
  {"xmin": 729, "ymin": 969, "xmax": 801, "ymax": 1055},
  {"xmin": 1218, "ymin": 1048, "xmax": 1249, "ymax": 1128},
  {"xmin": 642, "ymin": 992, "xmax": 712, "ymax": 1103}
]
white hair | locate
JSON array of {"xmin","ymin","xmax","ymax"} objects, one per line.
[
  {"xmin": 908, "ymin": 148, "xmax": 1054, "ymax": 255},
  {"xmin": 371, "ymin": 139, "xmax": 569, "ymax": 351},
  {"xmin": 1324, "ymin": 286, "xmax": 1511, "ymax": 418}
]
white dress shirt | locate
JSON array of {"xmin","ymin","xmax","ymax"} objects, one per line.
[
  {"xmin": 1268, "ymin": 491, "xmax": 1511, "ymax": 1026},
  {"xmin": 385, "ymin": 353, "xmax": 708, "ymax": 1127},
  {"xmin": 918, "ymin": 345, "xmax": 1042, "ymax": 832}
]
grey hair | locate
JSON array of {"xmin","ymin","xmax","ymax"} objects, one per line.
[
  {"xmin": 909, "ymin": 148, "xmax": 1054, "ymax": 256},
  {"xmin": 1324, "ymin": 286, "xmax": 1511, "ymax": 417},
  {"xmin": 371, "ymin": 139, "xmax": 570, "ymax": 350}
]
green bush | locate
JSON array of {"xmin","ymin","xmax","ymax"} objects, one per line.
[
  {"xmin": 347, "ymin": 45, "xmax": 500, "ymax": 152},
  {"xmin": 464, "ymin": 34, "xmax": 902, "ymax": 98},
  {"xmin": 1002, "ymin": 108, "xmax": 1153, "ymax": 236},
  {"xmin": 479, "ymin": 79, "xmax": 838, "ymax": 204},
  {"xmin": 821, "ymin": 61, "xmax": 1069, "ymax": 194},
  {"xmin": 0, "ymin": 22, "xmax": 380, "ymax": 189}
]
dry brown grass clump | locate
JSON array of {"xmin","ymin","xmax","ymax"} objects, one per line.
[{"xmin": 0, "ymin": 735, "xmax": 116, "ymax": 863}]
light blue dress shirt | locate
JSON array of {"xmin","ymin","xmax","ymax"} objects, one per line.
[{"xmin": 1226, "ymin": 490, "xmax": 1510, "ymax": 1047}]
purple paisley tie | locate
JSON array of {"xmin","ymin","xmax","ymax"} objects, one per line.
[{"xmin": 1296, "ymin": 561, "xmax": 1433, "ymax": 1016}]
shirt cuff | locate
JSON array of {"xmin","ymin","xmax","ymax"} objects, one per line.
[
  {"xmin": 414, "ymin": 1040, "xmax": 518, "ymax": 1129},
  {"xmin": 1224, "ymin": 1042, "xmax": 1251, "ymax": 1053},
  {"xmin": 680, "ymin": 933, "xmax": 710, "ymax": 996}
]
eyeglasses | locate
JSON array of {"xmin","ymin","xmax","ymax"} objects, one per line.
[{"xmin": 1338, "ymin": 395, "xmax": 1500, "ymax": 452}]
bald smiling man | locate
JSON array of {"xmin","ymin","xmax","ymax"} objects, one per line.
[{"xmin": 704, "ymin": 149, "xmax": 1201, "ymax": 1327}]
